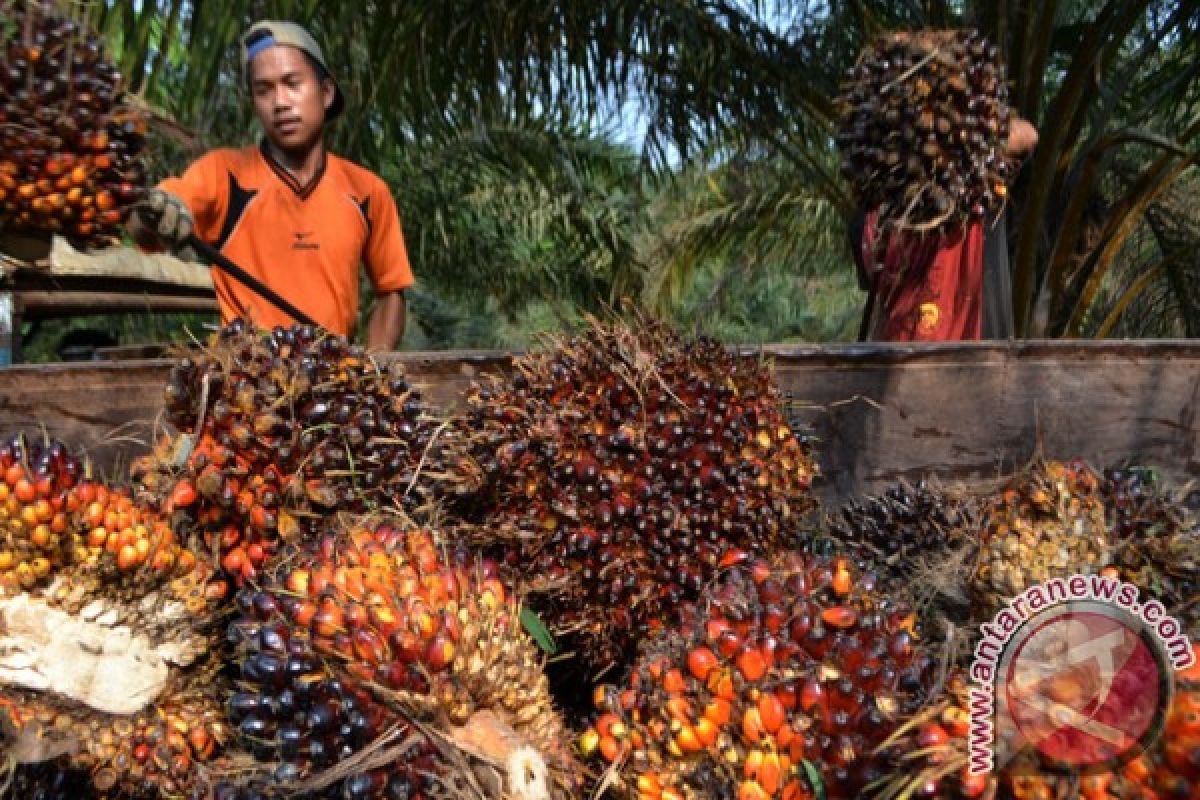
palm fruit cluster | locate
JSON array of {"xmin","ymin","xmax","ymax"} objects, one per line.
[
  {"xmin": 825, "ymin": 479, "xmax": 978, "ymax": 592},
  {"xmin": 835, "ymin": 29, "xmax": 1012, "ymax": 235},
  {"xmin": 144, "ymin": 319, "xmax": 437, "ymax": 585},
  {"xmin": 0, "ymin": 433, "xmax": 204, "ymax": 590},
  {"xmin": 1101, "ymin": 467, "xmax": 1200, "ymax": 636},
  {"xmin": 452, "ymin": 317, "xmax": 818, "ymax": 670},
  {"xmin": 0, "ymin": 433, "xmax": 232, "ymax": 798},
  {"xmin": 580, "ymin": 551, "xmax": 937, "ymax": 800},
  {"xmin": 0, "ymin": 0, "xmax": 145, "ymax": 246},
  {"xmin": 226, "ymin": 520, "xmax": 578, "ymax": 800},
  {"xmin": 0, "ymin": 662, "xmax": 229, "ymax": 798},
  {"xmin": 971, "ymin": 459, "xmax": 1110, "ymax": 611},
  {"xmin": 884, "ymin": 649, "xmax": 1200, "ymax": 800}
]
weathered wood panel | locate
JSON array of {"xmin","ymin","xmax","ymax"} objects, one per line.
[
  {"xmin": 0, "ymin": 342, "xmax": 1196, "ymax": 501},
  {"xmin": 758, "ymin": 341, "xmax": 1200, "ymax": 501}
]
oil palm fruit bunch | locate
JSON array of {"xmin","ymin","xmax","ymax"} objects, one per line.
[
  {"xmin": 145, "ymin": 319, "xmax": 439, "ymax": 586},
  {"xmin": 0, "ymin": 433, "xmax": 83, "ymax": 589},
  {"xmin": 825, "ymin": 479, "xmax": 978, "ymax": 593},
  {"xmin": 580, "ymin": 550, "xmax": 936, "ymax": 800},
  {"xmin": 1101, "ymin": 467, "xmax": 1199, "ymax": 636},
  {"xmin": 835, "ymin": 30, "xmax": 1012, "ymax": 236},
  {"xmin": 226, "ymin": 519, "xmax": 579, "ymax": 800},
  {"xmin": 0, "ymin": 0, "xmax": 145, "ymax": 246},
  {"xmin": 0, "ymin": 460, "xmax": 232, "ymax": 796},
  {"xmin": 971, "ymin": 459, "xmax": 1110, "ymax": 612},
  {"xmin": 451, "ymin": 316, "xmax": 818, "ymax": 671},
  {"xmin": 0, "ymin": 433, "xmax": 203, "ymax": 591}
]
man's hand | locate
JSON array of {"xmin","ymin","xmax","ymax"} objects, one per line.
[
  {"xmin": 129, "ymin": 189, "xmax": 194, "ymax": 253},
  {"xmin": 1007, "ymin": 116, "xmax": 1039, "ymax": 159}
]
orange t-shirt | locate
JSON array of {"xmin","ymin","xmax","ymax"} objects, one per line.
[{"xmin": 160, "ymin": 144, "xmax": 413, "ymax": 335}]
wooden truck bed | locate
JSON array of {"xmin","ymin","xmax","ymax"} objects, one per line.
[{"xmin": 0, "ymin": 340, "xmax": 1195, "ymax": 503}]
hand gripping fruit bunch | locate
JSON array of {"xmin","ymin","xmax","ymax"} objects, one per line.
[
  {"xmin": 0, "ymin": 434, "xmax": 232, "ymax": 798},
  {"xmin": 138, "ymin": 320, "xmax": 441, "ymax": 586},
  {"xmin": 449, "ymin": 316, "xmax": 818, "ymax": 672},
  {"xmin": 835, "ymin": 30, "xmax": 1012, "ymax": 236},
  {"xmin": 223, "ymin": 520, "xmax": 578, "ymax": 800},
  {"xmin": 0, "ymin": 0, "xmax": 146, "ymax": 246},
  {"xmin": 580, "ymin": 551, "xmax": 937, "ymax": 800}
]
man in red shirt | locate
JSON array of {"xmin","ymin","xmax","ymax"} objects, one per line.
[
  {"xmin": 851, "ymin": 119, "xmax": 1039, "ymax": 341},
  {"xmin": 129, "ymin": 21, "xmax": 412, "ymax": 349}
]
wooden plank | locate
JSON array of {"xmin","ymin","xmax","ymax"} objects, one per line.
[
  {"xmin": 0, "ymin": 343, "xmax": 1195, "ymax": 503},
  {"xmin": 761, "ymin": 341, "xmax": 1200, "ymax": 501},
  {"xmin": 1, "ymin": 234, "xmax": 213, "ymax": 290},
  {"xmin": 16, "ymin": 290, "xmax": 219, "ymax": 317}
]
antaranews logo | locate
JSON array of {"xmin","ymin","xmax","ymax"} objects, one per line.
[{"xmin": 967, "ymin": 573, "xmax": 1194, "ymax": 776}]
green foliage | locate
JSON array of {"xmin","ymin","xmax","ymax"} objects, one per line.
[{"xmin": 22, "ymin": 0, "xmax": 1197, "ymax": 353}]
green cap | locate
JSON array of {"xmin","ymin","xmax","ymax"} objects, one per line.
[{"xmin": 240, "ymin": 20, "xmax": 345, "ymax": 120}]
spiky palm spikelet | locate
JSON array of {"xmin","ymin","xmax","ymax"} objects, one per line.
[
  {"xmin": 225, "ymin": 519, "xmax": 578, "ymax": 800},
  {"xmin": 825, "ymin": 479, "xmax": 979, "ymax": 593},
  {"xmin": 447, "ymin": 316, "xmax": 818, "ymax": 672}
]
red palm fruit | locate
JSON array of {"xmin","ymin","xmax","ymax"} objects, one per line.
[
  {"xmin": 138, "ymin": 321, "xmax": 441, "ymax": 587},
  {"xmin": 0, "ymin": 442, "xmax": 229, "ymax": 799},
  {"xmin": 581, "ymin": 552, "xmax": 933, "ymax": 799},
  {"xmin": 228, "ymin": 519, "xmax": 579, "ymax": 799}
]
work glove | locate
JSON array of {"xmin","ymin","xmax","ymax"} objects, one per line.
[{"xmin": 131, "ymin": 189, "xmax": 194, "ymax": 255}]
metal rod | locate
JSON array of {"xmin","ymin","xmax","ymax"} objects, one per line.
[{"xmin": 183, "ymin": 234, "xmax": 319, "ymax": 327}]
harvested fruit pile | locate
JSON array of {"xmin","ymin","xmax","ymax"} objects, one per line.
[
  {"xmin": 1, "ymin": 318, "xmax": 1199, "ymax": 800},
  {"xmin": 879, "ymin": 660, "xmax": 1200, "ymax": 800},
  {"xmin": 449, "ymin": 318, "xmax": 818, "ymax": 671},
  {"xmin": 138, "ymin": 320, "xmax": 439, "ymax": 586},
  {"xmin": 835, "ymin": 30, "xmax": 1012, "ymax": 235},
  {"xmin": 0, "ymin": 0, "xmax": 146, "ymax": 246}
]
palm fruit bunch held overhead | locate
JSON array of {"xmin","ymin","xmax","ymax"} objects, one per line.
[
  {"xmin": 450, "ymin": 316, "xmax": 818, "ymax": 672},
  {"xmin": 0, "ymin": 433, "xmax": 232, "ymax": 798},
  {"xmin": 0, "ymin": 0, "xmax": 146, "ymax": 246},
  {"xmin": 835, "ymin": 29, "xmax": 1012, "ymax": 235},
  {"xmin": 225, "ymin": 520, "xmax": 578, "ymax": 800},
  {"xmin": 580, "ymin": 551, "xmax": 942, "ymax": 800},
  {"xmin": 142, "ymin": 319, "xmax": 439, "ymax": 586}
]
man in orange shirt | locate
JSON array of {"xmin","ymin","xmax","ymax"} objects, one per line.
[{"xmin": 128, "ymin": 21, "xmax": 412, "ymax": 350}]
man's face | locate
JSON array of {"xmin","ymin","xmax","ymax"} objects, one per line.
[{"xmin": 249, "ymin": 45, "xmax": 333, "ymax": 153}]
